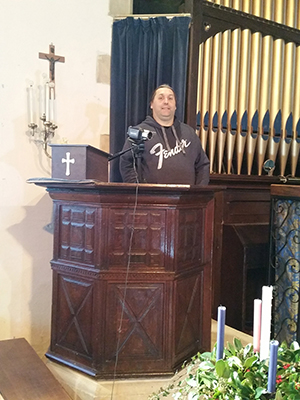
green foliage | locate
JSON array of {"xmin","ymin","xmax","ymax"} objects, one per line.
[{"xmin": 148, "ymin": 340, "xmax": 300, "ymax": 400}]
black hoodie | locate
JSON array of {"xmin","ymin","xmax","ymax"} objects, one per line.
[{"xmin": 119, "ymin": 116, "xmax": 210, "ymax": 185}]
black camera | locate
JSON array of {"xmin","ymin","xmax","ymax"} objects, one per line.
[{"xmin": 127, "ymin": 126, "xmax": 153, "ymax": 141}]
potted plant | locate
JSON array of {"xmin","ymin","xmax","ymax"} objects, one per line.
[{"xmin": 149, "ymin": 339, "xmax": 300, "ymax": 400}]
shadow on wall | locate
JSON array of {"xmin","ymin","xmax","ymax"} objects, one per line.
[
  {"xmin": 76, "ymin": 103, "xmax": 109, "ymax": 152},
  {"xmin": 7, "ymin": 193, "xmax": 53, "ymax": 357}
]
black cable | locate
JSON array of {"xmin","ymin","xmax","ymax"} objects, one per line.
[{"xmin": 110, "ymin": 149, "xmax": 139, "ymax": 399}]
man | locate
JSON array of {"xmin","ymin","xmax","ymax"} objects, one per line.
[{"xmin": 119, "ymin": 84, "xmax": 210, "ymax": 185}]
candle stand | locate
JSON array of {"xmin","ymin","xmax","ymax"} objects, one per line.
[{"xmin": 28, "ymin": 113, "xmax": 58, "ymax": 158}]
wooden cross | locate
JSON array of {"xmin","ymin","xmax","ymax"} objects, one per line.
[{"xmin": 39, "ymin": 44, "xmax": 65, "ymax": 82}]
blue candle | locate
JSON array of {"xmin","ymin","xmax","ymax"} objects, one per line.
[
  {"xmin": 216, "ymin": 306, "xmax": 226, "ymax": 360},
  {"xmin": 267, "ymin": 340, "xmax": 279, "ymax": 393}
]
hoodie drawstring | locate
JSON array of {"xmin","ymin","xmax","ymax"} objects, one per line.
[
  {"xmin": 171, "ymin": 125, "xmax": 186, "ymax": 154},
  {"xmin": 161, "ymin": 127, "xmax": 171, "ymax": 151}
]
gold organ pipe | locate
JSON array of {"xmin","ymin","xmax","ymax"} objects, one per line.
[
  {"xmin": 231, "ymin": 0, "xmax": 240, "ymax": 9},
  {"xmin": 293, "ymin": 0, "xmax": 300, "ymax": 141},
  {"xmin": 279, "ymin": 0, "xmax": 295, "ymax": 175},
  {"xmin": 200, "ymin": 37, "xmax": 212, "ymax": 152},
  {"xmin": 196, "ymin": 43, "xmax": 203, "ymax": 118},
  {"xmin": 268, "ymin": 0, "xmax": 284, "ymax": 164},
  {"xmin": 198, "ymin": 0, "xmax": 300, "ymax": 177},
  {"xmin": 257, "ymin": 0, "xmax": 273, "ymax": 175},
  {"xmin": 246, "ymin": 0, "xmax": 262, "ymax": 175},
  {"xmin": 217, "ymin": 29, "xmax": 230, "ymax": 173},
  {"xmin": 197, "ymin": 42, "xmax": 203, "ymax": 134},
  {"xmin": 226, "ymin": 26, "xmax": 240, "ymax": 173},
  {"xmin": 281, "ymin": 1, "xmax": 295, "ymax": 138},
  {"xmin": 209, "ymin": 32, "xmax": 221, "ymax": 172},
  {"xmin": 236, "ymin": 0, "xmax": 251, "ymax": 174},
  {"xmin": 226, "ymin": 0, "xmax": 241, "ymax": 174},
  {"xmin": 290, "ymin": 0, "xmax": 300, "ymax": 176},
  {"xmin": 207, "ymin": 0, "xmax": 222, "ymax": 172}
]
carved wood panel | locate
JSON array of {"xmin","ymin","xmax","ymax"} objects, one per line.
[
  {"xmin": 104, "ymin": 282, "xmax": 165, "ymax": 372},
  {"xmin": 177, "ymin": 208, "xmax": 205, "ymax": 268},
  {"xmin": 175, "ymin": 272, "xmax": 204, "ymax": 359},
  {"xmin": 58, "ymin": 205, "xmax": 98, "ymax": 266},
  {"xmin": 52, "ymin": 273, "xmax": 95, "ymax": 362},
  {"xmin": 108, "ymin": 208, "xmax": 167, "ymax": 269}
]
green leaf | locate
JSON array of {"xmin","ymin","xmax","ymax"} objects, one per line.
[
  {"xmin": 290, "ymin": 341, "xmax": 300, "ymax": 350},
  {"xmin": 227, "ymin": 356, "xmax": 243, "ymax": 369},
  {"xmin": 215, "ymin": 359, "xmax": 231, "ymax": 379},
  {"xmin": 227, "ymin": 342, "xmax": 236, "ymax": 355},
  {"xmin": 186, "ymin": 377, "xmax": 197, "ymax": 387},
  {"xmin": 234, "ymin": 338, "xmax": 243, "ymax": 351},
  {"xmin": 200, "ymin": 352, "xmax": 212, "ymax": 361},
  {"xmin": 255, "ymin": 387, "xmax": 267, "ymax": 399},
  {"xmin": 201, "ymin": 376, "xmax": 214, "ymax": 388},
  {"xmin": 244, "ymin": 355, "xmax": 258, "ymax": 369},
  {"xmin": 198, "ymin": 360, "xmax": 215, "ymax": 370},
  {"xmin": 215, "ymin": 359, "xmax": 225, "ymax": 377},
  {"xmin": 275, "ymin": 390, "xmax": 284, "ymax": 400}
]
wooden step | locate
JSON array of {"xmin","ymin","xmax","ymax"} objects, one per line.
[{"xmin": 0, "ymin": 338, "xmax": 71, "ymax": 400}]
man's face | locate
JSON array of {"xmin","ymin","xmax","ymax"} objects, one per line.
[{"xmin": 150, "ymin": 87, "xmax": 176, "ymax": 126}]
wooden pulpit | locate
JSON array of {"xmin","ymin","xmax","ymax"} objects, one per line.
[{"xmin": 29, "ymin": 178, "xmax": 215, "ymax": 379}]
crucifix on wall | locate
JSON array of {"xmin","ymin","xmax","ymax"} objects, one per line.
[{"xmin": 39, "ymin": 43, "xmax": 65, "ymax": 83}]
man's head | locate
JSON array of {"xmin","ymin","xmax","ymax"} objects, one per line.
[{"xmin": 150, "ymin": 84, "xmax": 177, "ymax": 126}]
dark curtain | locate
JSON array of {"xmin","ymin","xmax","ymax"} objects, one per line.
[{"xmin": 109, "ymin": 16, "xmax": 191, "ymax": 182}]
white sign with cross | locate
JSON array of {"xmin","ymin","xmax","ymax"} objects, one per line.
[{"xmin": 62, "ymin": 152, "xmax": 75, "ymax": 176}]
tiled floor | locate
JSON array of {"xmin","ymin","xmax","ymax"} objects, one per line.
[{"xmin": 46, "ymin": 321, "xmax": 252, "ymax": 400}]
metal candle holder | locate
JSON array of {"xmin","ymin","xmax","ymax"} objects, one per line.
[{"xmin": 28, "ymin": 113, "xmax": 58, "ymax": 158}]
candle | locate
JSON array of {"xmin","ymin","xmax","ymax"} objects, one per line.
[
  {"xmin": 260, "ymin": 286, "xmax": 273, "ymax": 361},
  {"xmin": 28, "ymin": 85, "xmax": 34, "ymax": 124},
  {"xmin": 267, "ymin": 340, "xmax": 279, "ymax": 393},
  {"xmin": 49, "ymin": 82, "xmax": 55, "ymax": 122},
  {"xmin": 45, "ymin": 82, "xmax": 50, "ymax": 121},
  {"xmin": 39, "ymin": 85, "xmax": 45, "ymax": 117},
  {"xmin": 216, "ymin": 306, "xmax": 226, "ymax": 361},
  {"xmin": 253, "ymin": 299, "xmax": 262, "ymax": 353},
  {"xmin": 49, "ymin": 98, "xmax": 54, "ymax": 122}
]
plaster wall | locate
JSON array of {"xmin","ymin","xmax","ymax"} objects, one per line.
[{"xmin": 0, "ymin": 0, "xmax": 131, "ymax": 356}]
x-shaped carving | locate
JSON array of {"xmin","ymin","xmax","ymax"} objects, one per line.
[
  {"xmin": 115, "ymin": 287, "xmax": 161, "ymax": 358},
  {"xmin": 176, "ymin": 276, "xmax": 200, "ymax": 350},
  {"xmin": 58, "ymin": 278, "xmax": 93, "ymax": 355}
]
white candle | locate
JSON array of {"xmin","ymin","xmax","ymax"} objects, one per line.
[
  {"xmin": 45, "ymin": 83, "xmax": 50, "ymax": 121},
  {"xmin": 260, "ymin": 286, "xmax": 273, "ymax": 361},
  {"xmin": 52, "ymin": 98, "xmax": 56, "ymax": 124},
  {"xmin": 28, "ymin": 85, "xmax": 34, "ymax": 123},
  {"xmin": 39, "ymin": 85, "xmax": 45, "ymax": 117},
  {"xmin": 49, "ymin": 82, "xmax": 55, "ymax": 122},
  {"xmin": 49, "ymin": 98, "xmax": 54, "ymax": 122},
  {"xmin": 253, "ymin": 299, "xmax": 262, "ymax": 353}
]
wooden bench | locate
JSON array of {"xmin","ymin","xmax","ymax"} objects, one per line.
[{"xmin": 0, "ymin": 338, "xmax": 71, "ymax": 400}]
